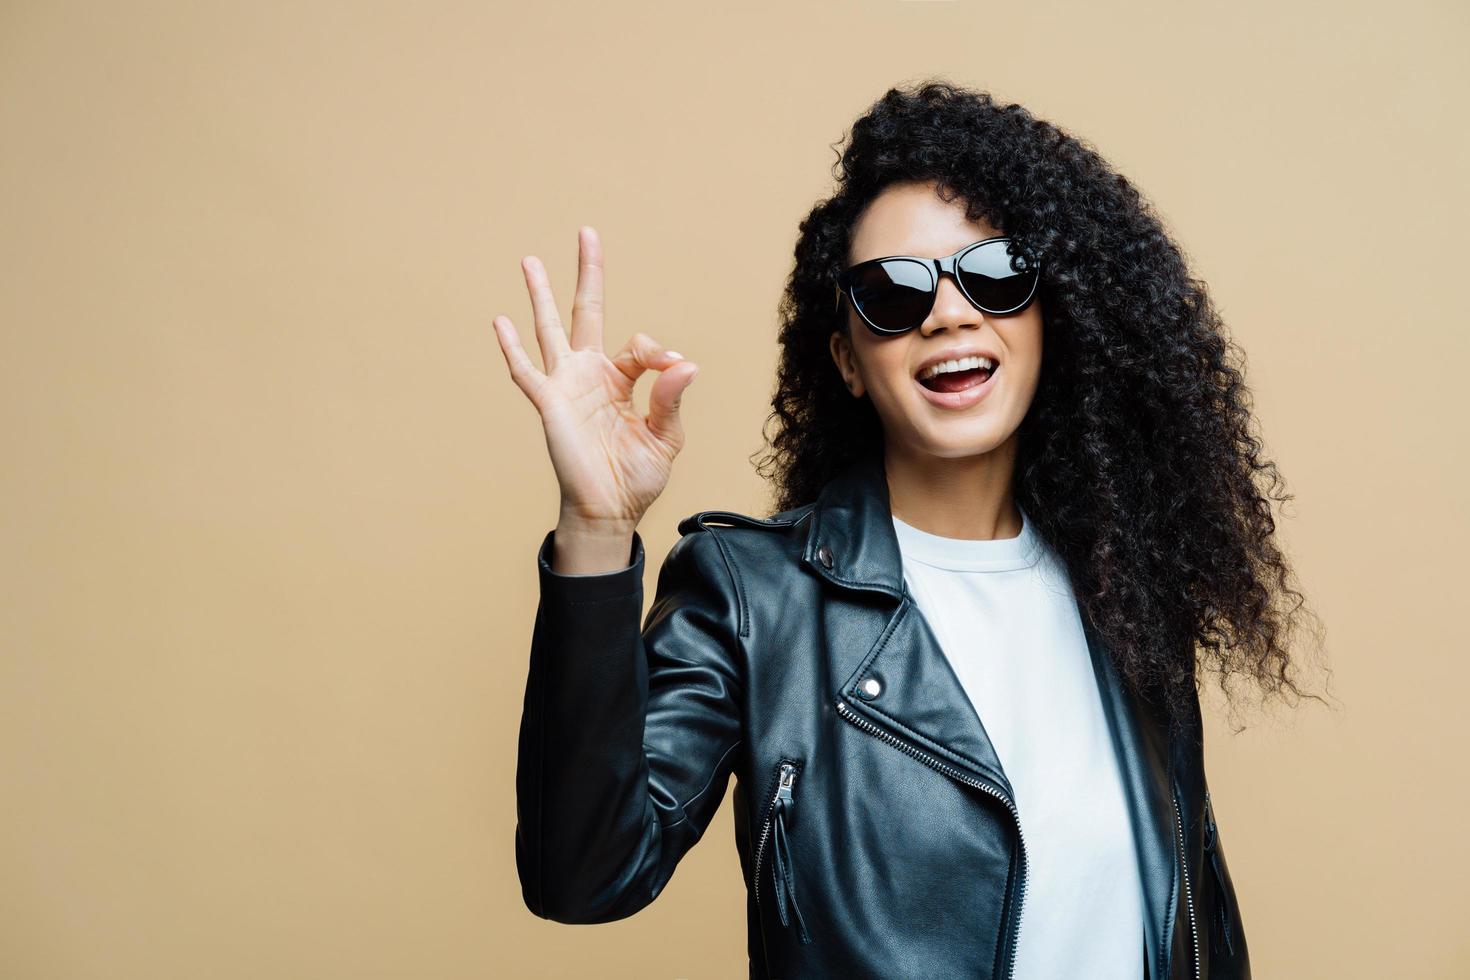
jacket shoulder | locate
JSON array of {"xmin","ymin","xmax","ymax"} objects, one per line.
[{"xmin": 671, "ymin": 503, "xmax": 817, "ymax": 640}]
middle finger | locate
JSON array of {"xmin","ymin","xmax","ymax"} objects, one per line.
[{"xmin": 569, "ymin": 226, "xmax": 606, "ymax": 353}]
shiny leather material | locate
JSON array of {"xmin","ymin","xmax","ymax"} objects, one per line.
[{"xmin": 515, "ymin": 451, "xmax": 1251, "ymax": 979}]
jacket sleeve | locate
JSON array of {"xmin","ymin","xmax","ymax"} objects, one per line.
[{"xmin": 514, "ymin": 524, "xmax": 746, "ymax": 924}]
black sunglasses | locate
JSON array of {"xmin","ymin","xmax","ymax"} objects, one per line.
[{"xmin": 834, "ymin": 236, "xmax": 1042, "ymax": 336}]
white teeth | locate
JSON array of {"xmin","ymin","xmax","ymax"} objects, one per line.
[{"xmin": 918, "ymin": 355, "xmax": 996, "ymax": 381}]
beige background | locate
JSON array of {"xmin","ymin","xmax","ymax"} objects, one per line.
[{"xmin": 2, "ymin": 1, "xmax": 1465, "ymax": 977}]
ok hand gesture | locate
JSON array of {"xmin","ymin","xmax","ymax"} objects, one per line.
[{"xmin": 493, "ymin": 226, "xmax": 699, "ymax": 538}]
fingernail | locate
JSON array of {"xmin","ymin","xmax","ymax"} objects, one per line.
[{"xmin": 665, "ymin": 350, "xmax": 684, "ymax": 360}]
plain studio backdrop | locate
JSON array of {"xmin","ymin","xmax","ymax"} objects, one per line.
[{"xmin": 1, "ymin": 1, "xmax": 1465, "ymax": 977}]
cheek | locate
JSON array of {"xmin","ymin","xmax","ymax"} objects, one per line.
[
  {"xmin": 1002, "ymin": 317, "xmax": 1045, "ymax": 386},
  {"xmin": 873, "ymin": 354, "xmax": 920, "ymax": 399},
  {"xmin": 851, "ymin": 336, "xmax": 912, "ymax": 388},
  {"xmin": 1012, "ymin": 343, "xmax": 1043, "ymax": 386}
]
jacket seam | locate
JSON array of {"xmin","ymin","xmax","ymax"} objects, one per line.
[
  {"xmin": 660, "ymin": 738, "xmax": 744, "ymax": 833},
  {"xmin": 667, "ymin": 523, "xmax": 749, "ymax": 835},
  {"xmin": 702, "ymin": 522, "xmax": 750, "ymax": 697},
  {"xmin": 698, "ymin": 520, "xmax": 752, "ymax": 638}
]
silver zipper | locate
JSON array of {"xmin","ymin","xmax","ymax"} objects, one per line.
[
  {"xmin": 1172, "ymin": 792, "xmax": 1201, "ymax": 980},
  {"xmin": 835, "ymin": 698, "xmax": 1028, "ymax": 980},
  {"xmin": 752, "ymin": 761, "xmax": 798, "ymax": 908}
]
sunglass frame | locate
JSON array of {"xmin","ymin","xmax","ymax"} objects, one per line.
[{"xmin": 833, "ymin": 236, "xmax": 1042, "ymax": 336}]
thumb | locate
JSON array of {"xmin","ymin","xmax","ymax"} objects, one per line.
[{"xmin": 646, "ymin": 361, "xmax": 698, "ymax": 445}]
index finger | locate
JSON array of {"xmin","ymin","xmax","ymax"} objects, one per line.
[
  {"xmin": 521, "ymin": 255, "xmax": 572, "ymax": 370},
  {"xmin": 569, "ymin": 225, "xmax": 605, "ymax": 352}
]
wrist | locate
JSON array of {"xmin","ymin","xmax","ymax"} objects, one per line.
[
  {"xmin": 556, "ymin": 510, "xmax": 640, "ymax": 538},
  {"xmin": 551, "ymin": 516, "xmax": 638, "ymax": 575}
]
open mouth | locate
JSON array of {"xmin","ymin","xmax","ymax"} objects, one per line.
[{"xmin": 917, "ymin": 363, "xmax": 996, "ymax": 393}]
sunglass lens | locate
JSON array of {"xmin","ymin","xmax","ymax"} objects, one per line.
[
  {"xmin": 957, "ymin": 240, "xmax": 1038, "ymax": 312},
  {"xmin": 849, "ymin": 258, "xmax": 933, "ymax": 333}
]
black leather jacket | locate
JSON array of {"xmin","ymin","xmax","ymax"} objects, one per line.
[{"xmin": 515, "ymin": 451, "xmax": 1251, "ymax": 979}]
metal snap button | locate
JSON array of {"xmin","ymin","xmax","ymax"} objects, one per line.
[
  {"xmin": 818, "ymin": 544, "xmax": 834, "ymax": 569},
  {"xmin": 860, "ymin": 677, "xmax": 881, "ymax": 698}
]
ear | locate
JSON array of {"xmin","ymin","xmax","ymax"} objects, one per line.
[{"xmin": 829, "ymin": 330, "xmax": 866, "ymax": 398}]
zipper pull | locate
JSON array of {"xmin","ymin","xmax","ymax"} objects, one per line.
[
  {"xmin": 770, "ymin": 764, "xmax": 812, "ymax": 944},
  {"xmin": 776, "ymin": 763, "xmax": 795, "ymax": 804}
]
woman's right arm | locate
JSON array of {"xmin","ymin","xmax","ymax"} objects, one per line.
[
  {"xmin": 493, "ymin": 227, "xmax": 742, "ymax": 922},
  {"xmin": 516, "ymin": 521, "xmax": 744, "ymax": 922}
]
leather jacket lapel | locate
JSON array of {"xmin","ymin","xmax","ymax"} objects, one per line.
[{"xmin": 803, "ymin": 451, "xmax": 1010, "ymax": 788}]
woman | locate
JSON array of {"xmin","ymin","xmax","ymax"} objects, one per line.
[{"xmin": 496, "ymin": 81, "xmax": 1316, "ymax": 979}]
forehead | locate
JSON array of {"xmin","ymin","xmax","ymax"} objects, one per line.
[{"xmin": 848, "ymin": 181, "xmax": 1004, "ymax": 265}]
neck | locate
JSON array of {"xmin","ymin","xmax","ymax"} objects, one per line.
[{"xmin": 882, "ymin": 437, "xmax": 1021, "ymax": 541}]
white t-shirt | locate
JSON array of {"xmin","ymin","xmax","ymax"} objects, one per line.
[{"xmin": 891, "ymin": 506, "xmax": 1146, "ymax": 980}]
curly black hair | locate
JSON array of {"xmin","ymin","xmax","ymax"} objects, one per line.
[{"xmin": 751, "ymin": 79, "xmax": 1330, "ymax": 738}]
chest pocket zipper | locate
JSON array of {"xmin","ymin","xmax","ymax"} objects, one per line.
[
  {"xmin": 1203, "ymin": 790, "xmax": 1235, "ymax": 957},
  {"xmin": 755, "ymin": 760, "xmax": 812, "ymax": 945}
]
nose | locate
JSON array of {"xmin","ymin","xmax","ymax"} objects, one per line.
[{"xmin": 919, "ymin": 272, "xmax": 982, "ymax": 336}]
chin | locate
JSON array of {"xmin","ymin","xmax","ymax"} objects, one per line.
[{"xmin": 903, "ymin": 427, "xmax": 1014, "ymax": 461}]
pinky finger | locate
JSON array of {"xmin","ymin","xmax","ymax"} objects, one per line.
[{"xmin": 493, "ymin": 315, "xmax": 547, "ymax": 402}]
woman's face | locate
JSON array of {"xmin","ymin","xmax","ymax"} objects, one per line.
[{"xmin": 830, "ymin": 180, "xmax": 1044, "ymax": 463}]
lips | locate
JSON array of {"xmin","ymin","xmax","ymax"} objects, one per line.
[
  {"xmin": 913, "ymin": 361, "xmax": 1000, "ymax": 410},
  {"xmin": 918, "ymin": 364, "xmax": 995, "ymax": 393},
  {"xmin": 912, "ymin": 348, "xmax": 1002, "ymax": 382}
]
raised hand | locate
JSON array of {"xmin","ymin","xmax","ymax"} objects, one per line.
[{"xmin": 493, "ymin": 226, "xmax": 699, "ymax": 565}]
